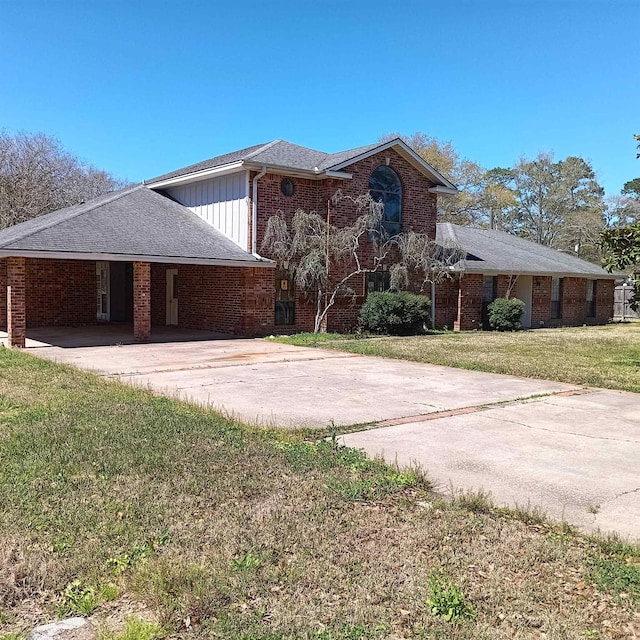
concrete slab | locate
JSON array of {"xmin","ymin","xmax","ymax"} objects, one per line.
[
  {"xmin": 342, "ymin": 389, "xmax": 640, "ymax": 539},
  {"xmin": 15, "ymin": 328, "xmax": 578, "ymax": 428},
  {"xmin": 7, "ymin": 326, "xmax": 639, "ymax": 537}
]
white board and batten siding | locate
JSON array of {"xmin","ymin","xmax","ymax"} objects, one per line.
[{"xmin": 166, "ymin": 172, "xmax": 249, "ymax": 251}]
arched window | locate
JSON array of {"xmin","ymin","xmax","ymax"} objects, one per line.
[{"xmin": 369, "ymin": 166, "xmax": 402, "ymax": 235}]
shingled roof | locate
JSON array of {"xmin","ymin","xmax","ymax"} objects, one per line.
[
  {"xmin": 146, "ymin": 138, "xmax": 456, "ymax": 190},
  {"xmin": 437, "ymin": 223, "xmax": 616, "ymax": 278},
  {"xmin": 0, "ymin": 186, "xmax": 271, "ymax": 267}
]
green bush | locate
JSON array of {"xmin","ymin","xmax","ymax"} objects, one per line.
[
  {"xmin": 487, "ymin": 297, "xmax": 525, "ymax": 331},
  {"xmin": 358, "ymin": 291, "xmax": 430, "ymax": 335}
]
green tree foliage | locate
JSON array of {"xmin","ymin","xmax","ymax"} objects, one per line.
[
  {"xmin": 379, "ymin": 131, "xmax": 487, "ymax": 225},
  {"xmin": 0, "ymin": 130, "xmax": 127, "ymax": 229},
  {"xmin": 381, "ymin": 133, "xmax": 606, "ymax": 261},
  {"xmin": 509, "ymin": 154, "xmax": 605, "ymax": 258},
  {"xmin": 622, "ymin": 178, "xmax": 640, "ymax": 199},
  {"xmin": 601, "ymin": 223, "xmax": 640, "ymax": 311}
]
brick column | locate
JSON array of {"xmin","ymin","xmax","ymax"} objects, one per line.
[
  {"xmin": 454, "ymin": 274, "xmax": 483, "ymax": 331},
  {"xmin": 7, "ymin": 257, "xmax": 26, "ymax": 348},
  {"xmin": 133, "ymin": 261, "xmax": 151, "ymax": 342}
]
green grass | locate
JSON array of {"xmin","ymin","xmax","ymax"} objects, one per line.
[
  {"xmin": 0, "ymin": 349, "xmax": 638, "ymax": 639},
  {"xmin": 271, "ymin": 323, "xmax": 640, "ymax": 392}
]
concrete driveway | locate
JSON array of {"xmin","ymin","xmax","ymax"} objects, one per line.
[{"xmin": 7, "ymin": 326, "xmax": 640, "ymax": 539}]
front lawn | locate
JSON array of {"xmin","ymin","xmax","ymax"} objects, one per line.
[
  {"xmin": 0, "ymin": 349, "xmax": 638, "ymax": 639},
  {"xmin": 273, "ymin": 323, "xmax": 640, "ymax": 393}
]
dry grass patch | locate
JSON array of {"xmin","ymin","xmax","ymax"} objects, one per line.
[
  {"xmin": 0, "ymin": 348, "xmax": 638, "ymax": 639},
  {"xmin": 275, "ymin": 323, "xmax": 640, "ymax": 393}
]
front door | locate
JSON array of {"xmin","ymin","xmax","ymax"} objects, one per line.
[
  {"xmin": 96, "ymin": 261, "xmax": 110, "ymax": 322},
  {"xmin": 166, "ymin": 269, "xmax": 178, "ymax": 326},
  {"xmin": 514, "ymin": 275, "xmax": 533, "ymax": 329}
]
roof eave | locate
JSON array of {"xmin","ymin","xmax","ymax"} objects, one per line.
[
  {"xmin": 327, "ymin": 138, "xmax": 459, "ymax": 191},
  {"xmin": 429, "ymin": 185, "xmax": 458, "ymax": 196},
  {"xmin": 0, "ymin": 249, "xmax": 276, "ymax": 268},
  {"xmin": 146, "ymin": 161, "xmax": 246, "ymax": 189},
  {"xmin": 458, "ymin": 265, "xmax": 617, "ymax": 279}
]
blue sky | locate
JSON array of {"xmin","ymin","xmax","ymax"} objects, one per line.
[{"xmin": 2, "ymin": 0, "xmax": 638, "ymax": 195}]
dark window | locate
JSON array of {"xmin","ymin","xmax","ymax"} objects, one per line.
[
  {"xmin": 366, "ymin": 271, "xmax": 391, "ymax": 294},
  {"xmin": 586, "ymin": 280, "xmax": 596, "ymax": 317},
  {"xmin": 369, "ymin": 166, "xmax": 402, "ymax": 236},
  {"xmin": 481, "ymin": 275, "xmax": 498, "ymax": 328},
  {"xmin": 551, "ymin": 277, "xmax": 563, "ymax": 319},
  {"xmin": 275, "ymin": 271, "xmax": 295, "ymax": 325},
  {"xmin": 280, "ymin": 178, "xmax": 295, "ymax": 197}
]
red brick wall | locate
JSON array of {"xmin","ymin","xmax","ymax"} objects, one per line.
[
  {"xmin": 435, "ymin": 277, "xmax": 460, "ymax": 330},
  {"xmin": 251, "ymin": 147, "xmax": 439, "ymax": 333},
  {"xmin": 531, "ymin": 276, "xmax": 552, "ymax": 327},
  {"xmin": 7, "ymin": 257, "xmax": 26, "ymax": 347},
  {"xmin": 454, "ymin": 274, "xmax": 483, "ymax": 331},
  {"xmin": 561, "ymin": 277, "xmax": 586, "ymax": 325},
  {"xmin": 0, "ymin": 259, "xmax": 6, "ymax": 331},
  {"xmin": 435, "ymin": 273, "xmax": 615, "ymax": 331},
  {"xmin": 595, "ymin": 279, "xmax": 615, "ymax": 324},
  {"xmin": 133, "ymin": 262, "xmax": 151, "ymax": 341},
  {"xmin": 25, "ymin": 259, "xmax": 97, "ymax": 328},
  {"xmin": 150, "ymin": 263, "xmax": 276, "ymax": 336}
]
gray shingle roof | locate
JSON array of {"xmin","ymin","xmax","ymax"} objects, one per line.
[
  {"xmin": 146, "ymin": 139, "xmax": 400, "ymax": 183},
  {"xmin": 436, "ymin": 223, "xmax": 615, "ymax": 278},
  {"xmin": 0, "ymin": 185, "xmax": 269, "ymax": 266}
]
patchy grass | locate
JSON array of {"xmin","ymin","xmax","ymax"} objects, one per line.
[
  {"xmin": 0, "ymin": 349, "xmax": 638, "ymax": 639},
  {"xmin": 273, "ymin": 323, "xmax": 640, "ymax": 393}
]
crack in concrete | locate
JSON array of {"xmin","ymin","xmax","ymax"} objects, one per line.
[
  {"xmin": 488, "ymin": 414, "xmax": 640, "ymax": 444},
  {"xmin": 603, "ymin": 486, "xmax": 640, "ymax": 505}
]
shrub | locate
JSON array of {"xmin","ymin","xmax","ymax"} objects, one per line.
[
  {"xmin": 358, "ymin": 291, "xmax": 430, "ymax": 335},
  {"xmin": 487, "ymin": 297, "xmax": 525, "ymax": 331}
]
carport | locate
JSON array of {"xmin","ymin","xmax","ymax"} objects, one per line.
[{"xmin": 0, "ymin": 185, "xmax": 275, "ymax": 347}]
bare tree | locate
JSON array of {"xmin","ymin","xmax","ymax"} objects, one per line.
[
  {"xmin": 388, "ymin": 231, "xmax": 465, "ymax": 292},
  {"xmin": 262, "ymin": 192, "xmax": 465, "ymax": 333},
  {"xmin": 0, "ymin": 131, "xmax": 127, "ymax": 229},
  {"xmin": 263, "ymin": 193, "xmax": 393, "ymax": 333}
]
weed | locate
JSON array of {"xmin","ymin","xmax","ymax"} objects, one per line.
[
  {"xmin": 55, "ymin": 580, "xmax": 118, "ymax": 617},
  {"xmin": 588, "ymin": 532, "xmax": 637, "ymax": 559},
  {"xmin": 452, "ymin": 488, "xmax": 494, "ymax": 514},
  {"xmin": 426, "ymin": 572, "xmax": 476, "ymax": 623},
  {"xmin": 231, "ymin": 550, "xmax": 262, "ymax": 572},
  {"xmin": 507, "ymin": 502, "xmax": 548, "ymax": 526},
  {"xmin": 99, "ymin": 617, "xmax": 164, "ymax": 640},
  {"xmin": 107, "ymin": 533, "xmax": 170, "ymax": 574},
  {"xmin": 0, "ymin": 634, "xmax": 23, "ymax": 640},
  {"xmin": 585, "ymin": 556, "xmax": 640, "ymax": 601}
]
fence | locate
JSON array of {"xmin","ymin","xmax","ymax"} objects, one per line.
[{"xmin": 613, "ymin": 284, "xmax": 639, "ymax": 319}]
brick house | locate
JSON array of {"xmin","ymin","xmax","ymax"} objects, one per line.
[{"xmin": 0, "ymin": 138, "xmax": 617, "ymax": 347}]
